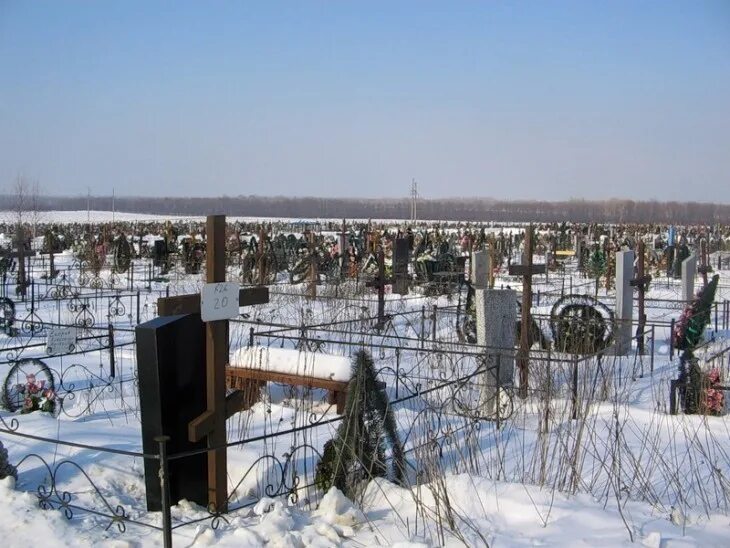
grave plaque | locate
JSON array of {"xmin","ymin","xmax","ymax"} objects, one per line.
[
  {"xmin": 46, "ymin": 327, "xmax": 76, "ymax": 355},
  {"xmin": 136, "ymin": 313, "xmax": 208, "ymax": 511}
]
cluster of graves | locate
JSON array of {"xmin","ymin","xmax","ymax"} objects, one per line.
[{"xmin": 0, "ymin": 214, "xmax": 728, "ymax": 544}]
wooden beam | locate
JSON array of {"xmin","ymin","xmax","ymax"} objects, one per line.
[
  {"xmin": 517, "ymin": 224, "xmax": 533, "ymax": 399},
  {"xmin": 225, "ymin": 366, "xmax": 350, "ymax": 393},
  {"xmin": 205, "ymin": 214, "xmax": 228, "ymax": 513},
  {"xmin": 158, "ymin": 286, "xmax": 269, "ymax": 317}
]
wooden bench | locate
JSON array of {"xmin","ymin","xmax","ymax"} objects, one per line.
[{"xmin": 225, "ymin": 366, "xmax": 350, "ymax": 414}]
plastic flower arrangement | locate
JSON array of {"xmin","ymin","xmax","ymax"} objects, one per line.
[
  {"xmin": 702, "ymin": 367, "xmax": 725, "ymax": 416},
  {"xmin": 16, "ymin": 373, "xmax": 56, "ymax": 414}
]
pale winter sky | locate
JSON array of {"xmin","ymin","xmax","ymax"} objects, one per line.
[{"xmin": 1, "ymin": 1, "xmax": 728, "ymax": 201}]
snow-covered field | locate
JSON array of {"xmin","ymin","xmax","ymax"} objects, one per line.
[{"xmin": 0, "ymin": 229, "xmax": 729, "ymax": 547}]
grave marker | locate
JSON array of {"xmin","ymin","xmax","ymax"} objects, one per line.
[
  {"xmin": 148, "ymin": 215, "xmax": 269, "ymax": 513},
  {"xmin": 475, "ymin": 288, "xmax": 516, "ymax": 415},
  {"xmin": 615, "ymin": 249, "xmax": 634, "ymax": 355},
  {"xmin": 681, "ymin": 254, "xmax": 697, "ymax": 303},
  {"xmin": 508, "ymin": 225, "xmax": 544, "ymax": 397}
]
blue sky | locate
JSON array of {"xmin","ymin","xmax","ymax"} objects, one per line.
[{"xmin": 1, "ymin": 1, "xmax": 728, "ymax": 201}]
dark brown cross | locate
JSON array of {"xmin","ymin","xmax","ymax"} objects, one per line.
[
  {"xmin": 698, "ymin": 238, "xmax": 710, "ymax": 287},
  {"xmin": 156, "ymin": 215, "xmax": 269, "ymax": 513},
  {"xmin": 7, "ymin": 226, "xmax": 37, "ymax": 298},
  {"xmin": 630, "ymin": 240, "xmax": 652, "ymax": 354},
  {"xmin": 365, "ymin": 246, "xmax": 389, "ymax": 331},
  {"xmin": 508, "ymin": 224, "xmax": 545, "ymax": 398}
]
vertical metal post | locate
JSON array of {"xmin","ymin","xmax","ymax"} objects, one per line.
[
  {"xmin": 108, "ymin": 324, "xmax": 116, "ymax": 379},
  {"xmin": 248, "ymin": 327, "xmax": 255, "ymax": 348},
  {"xmin": 650, "ymin": 324, "xmax": 655, "ymax": 376},
  {"xmin": 571, "ymin": 356, "xmax": 578, "ymax": 420},
  {"xmin": 431, "ymin": 304, "xmax": 437, "ymax": 341},
  {"xmin": 495, "ymin": 353, "xmax": 501, "ymax": 430},
  {"xmin": 136, "ymin": 290, "xmax": 141, "ymax": 324},
  {"xmin": 155, "ymin": 435, "xmax": 173, "ymax": 548},
  {"xmin": 670, "ymin": 318, "xmax": 675, "ymax": 360},
  {"xmin": 395, "ymin": 347, "xmax": 400, "ymax": 399},
  {"xmin": 420, "ymin": 305, "xmax": 426, "ymax": 348}
]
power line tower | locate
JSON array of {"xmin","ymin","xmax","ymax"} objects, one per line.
[{"xmin": 410, "ymin": 179, "xmax": 418, "ymax": 222}]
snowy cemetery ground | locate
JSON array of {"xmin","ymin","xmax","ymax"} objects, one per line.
[{"xmin": 0, "ymin": 229, "xmax": 730, "ymax": 546}]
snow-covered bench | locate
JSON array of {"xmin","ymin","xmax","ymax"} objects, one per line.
[{"xmin": 226, "ymin": 347, "xmax": 352, "ymax": 413}]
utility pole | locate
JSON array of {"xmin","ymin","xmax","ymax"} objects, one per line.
[{"xmin": 410, "ymin": 179, "xmax": 418, "ymax": 222}]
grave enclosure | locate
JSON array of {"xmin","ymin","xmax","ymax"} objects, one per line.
[{"xmin": 0, "ymin": 215, "xmax": 729, "ymax": 546}]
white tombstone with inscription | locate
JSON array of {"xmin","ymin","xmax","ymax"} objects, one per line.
[{"xmin": 475, "ymin": 288, "xmax": 516, "ymax": 415}]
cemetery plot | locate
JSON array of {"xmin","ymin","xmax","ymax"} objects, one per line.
[{"xmin": 0, "ymin": 216, "xmax": 729, "ymax": 546}]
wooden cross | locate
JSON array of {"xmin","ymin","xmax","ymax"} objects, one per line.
[
  {"xmin": 698, "ymin": 237, "xmax": 710, "ymax": 287},
  {"xmin": 366, "ymin": 246, "xmax": 389, "ymax": 331},
  {"xmin": 156, "ymin": 215, "xmax": 269, "ymax": 513},
  {"xmin": 630, "ymin": 240, "xmax": 652, "ymax": 354},
  {"xmin": 508, "ymin": 224, "xmax": 545, "ymax": 398},
  {"xmin": 7, "ymin": 226, "xmax": 37, "ymax": 298}
]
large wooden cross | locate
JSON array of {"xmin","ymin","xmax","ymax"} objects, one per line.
[
  {"xmin": 156, "ymin": 215, "xmax": 269, "ymax": 513},
  {"xmin": 8, "ymin": 225, "xmax": 37, "ymax": 298},
  {"xmin": 508, "ymin": 224, "xmax": 545, "ymax": 398}
]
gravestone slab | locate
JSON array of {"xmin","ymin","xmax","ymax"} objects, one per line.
[
  {"xmin": 682, "ymin": 254, "xmax": 697, "ymax": 302},
  {"xmin": 615, "ymin": 250, "xmax": 634, "ymax": 355},
  {"xmin": 393, "ymin": 238, "xmax": 410, "ymax": 295},
  {"xmin": 136, "ymin": 313, "xmax": 208, "ymax": 511},
  {"xmin": 471, "ymin": 251, "xmax": 489, "ymax": 289},
  {"xmin": 475, "ymin": 288, "xmax": 516, "ymax": 415}
]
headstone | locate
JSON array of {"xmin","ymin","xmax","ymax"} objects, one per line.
[
  {"xmin": 393, "ymin": 238, "xmax": 410, "ymax": 295},
  {"xmin": 682, "ymin": 254, "xmax": 697, "ymax": 302},
  {"xmin": 475, "ymin": 288, "xmax": 516, "ymax": 415},
  {"xmin": 615, "ymin": 250, "xmax": 634, "ymax": 355},
  {"xmin": 575, "ymin": 235, "xmax": 584, "ymax": 270},
  {"xmin": 471, "ymin": 250, "xmax": 489, "ymax": 289},
  {"xmin": 136, "ymin": 313, "xmax": 208, "ymax": 511}
]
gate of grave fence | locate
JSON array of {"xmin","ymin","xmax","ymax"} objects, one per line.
[{"xmin": 0, "ymin": 324, "xmax": 136, "ymax": 419}]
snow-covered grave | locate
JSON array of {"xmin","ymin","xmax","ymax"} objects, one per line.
[{"xmin": 0, "ymin": 213, "xmax": 728, "ymax": 546}]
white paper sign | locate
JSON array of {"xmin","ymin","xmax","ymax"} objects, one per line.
[
  {"xmin": 46, "ymin": 327, "xmax": 77, "ymax": 355},
  {"xmin": 201, "ymin": 282, "xmax": 240, "ymax": 322}
]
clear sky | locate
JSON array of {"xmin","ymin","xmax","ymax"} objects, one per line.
[{"xmin": 1, "ymin": 1, "xmax": 728, "ymax": 201}]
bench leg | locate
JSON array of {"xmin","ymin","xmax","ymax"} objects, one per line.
[{"xmin": 329, "ymin": 390, "xmax": 348, "ymax": 414}]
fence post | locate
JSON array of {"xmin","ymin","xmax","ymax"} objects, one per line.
[
  {"xmin": 495, "ymin": 353, "xmax": 501, "ymax": 430},
  {"xmin": 650, "ymin": 324, "xmax": 655, "ymax": 376},
  {"xmin": 431, "ymin": 305, "xmax": 438, "ymax": 342},
  {"xmin": 670, "ymin": 318, "xmax": 675, "ymax": 360},
  {"xmin": 420, "ymin": 306, "xmax": 426, "ymax": 348},
  {"xmin": 571, "ymin": 355, "xmax": 578, "ymax": 420},
  {"xmin": 136, "ymin": 290, "xmax": 141, "ymax": 324},
  {"xmin": 108, "ymin": 324, "xmax": 116, "ymax": 379},
  {"xmin": 395, "ymin": 347, "xmax": 400, "ymax": 399},
  {"xmin": 155, "ymin": 435, "xmax": 173, "ymax": 548},
  {"xmin": 715, "ymin": 301, "xmax": 718, "ymax": 333},
  {"xmin": 248, "ymin": 327, "xmax": 255, "ymax": 348}
]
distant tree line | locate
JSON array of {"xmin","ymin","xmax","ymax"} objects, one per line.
[{"xmin": 0, "ymin": 194, "xmax": 727, "ymax": 225}]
